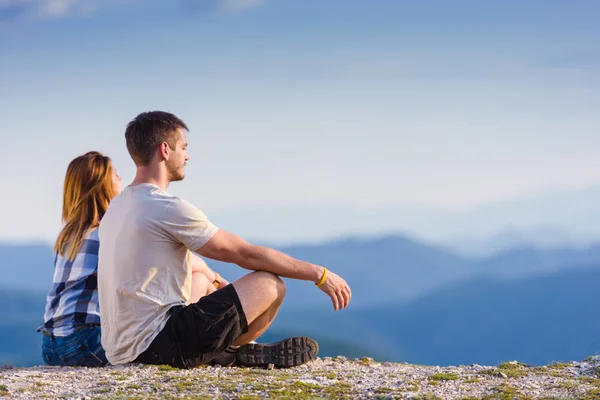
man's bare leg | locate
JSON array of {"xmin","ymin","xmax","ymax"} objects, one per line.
[
  {"xmin": 214, "ymin": 271, "xmax": 318, "ymax": 368},
  {"xmin": 231, "ymin": 271, "xmax": 285, "ymax": 345}
]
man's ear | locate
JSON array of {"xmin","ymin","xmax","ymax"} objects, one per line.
[{"xmin": 158, "ymin": 142, "xmax": 170, "ymax": 161}]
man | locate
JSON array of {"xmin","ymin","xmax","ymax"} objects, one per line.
[{"xmin": 98, "ymin": 111, "xmax": 351, "ymax": 369}]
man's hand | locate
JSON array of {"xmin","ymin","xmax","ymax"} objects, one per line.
[{"xmin": 318, "ymin": 270, "xmax": 351, "ymax": 311}]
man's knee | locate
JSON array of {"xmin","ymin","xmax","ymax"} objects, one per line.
[{"xmin": 252, "ymin": 271, "xmax": 286, "ymax": 300}]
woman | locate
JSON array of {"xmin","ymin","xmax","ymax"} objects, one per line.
[{"xmin": 38, "ymin": 151, "xmax": 121, "ymax": 367}]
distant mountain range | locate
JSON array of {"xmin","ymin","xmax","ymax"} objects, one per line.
[
  {"xmin": 4, "ymin": 234, "xmax": 600, "ymax": 309},
  {"xmin": 3, "ymin": 232, "xmax": 600, "ymax": 367},
  {"xmin": 3, "ymin": 265, "xmax": 599, "ymax": 367},
  {"xmin": 268, "ymin": 266, "xmax": 600, "ymax": 366}
]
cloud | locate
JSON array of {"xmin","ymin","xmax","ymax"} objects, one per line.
[
  {"xmin": 0, "ymin": 0, "xmax": 267, "ymax": 20},
  {"xmin": 219, "ymin": 0, "xmax": 267, "ymax": 12},
  {"xmin": 178, "ymin": 0, "xmax": 266, "ymax": 16},
  {"xmin": 0, "ymin": 0, "xmax": 101, "ymax": 19}
]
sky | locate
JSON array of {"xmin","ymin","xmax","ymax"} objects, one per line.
[{"xmin": 1, "ymin": 0, "xmax": 599, "ymax": 244}]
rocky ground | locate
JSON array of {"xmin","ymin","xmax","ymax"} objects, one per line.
[{"xmin": 1, "ymin": 356, "xmax": 599, "ymax": 399}]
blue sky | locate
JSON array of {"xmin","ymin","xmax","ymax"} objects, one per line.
[{"xmin": 1, "ymin": 0, "xmax": 599, "ymax": 243}]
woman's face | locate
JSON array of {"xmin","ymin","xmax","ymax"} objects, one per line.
[{"xmin": 112, "ymin": 167, "xmax": 122, "ymax": 196}]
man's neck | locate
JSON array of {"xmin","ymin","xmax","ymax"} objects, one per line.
[{"xmin": 130, "ymin": 166, "xmax": 170, "ymax": 191}]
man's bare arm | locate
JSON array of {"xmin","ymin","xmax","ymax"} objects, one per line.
[
  {"xmin": 197, "ymin": 230, "xmax": 322, "ymax": 281},
  {"xmin": 196, "ymin": 229, "xmax": 352, "ymax": 310},
  {"xmin": 190, "ymin": 253, "xmax": 229, "ymax": 287}
]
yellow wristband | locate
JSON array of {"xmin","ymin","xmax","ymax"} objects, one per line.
[{"xmin": 316, "ymin": 268, "xmax": 327, "ymax": 287}]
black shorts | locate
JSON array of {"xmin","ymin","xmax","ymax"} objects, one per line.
[{"xmin": 135, "ymin": 284, "xmax": 248, "ymax": 369}]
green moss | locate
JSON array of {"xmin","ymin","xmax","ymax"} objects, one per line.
[
  {"xmin": 481, "ymin": 384, "xmax": 532, "ymax": 400},
  {"xmin": 498, "ymin": 362, "xmax": 528, "ymax": 369},
  {"xmin": 359, "ymin": 357, "xmax": 375, "ymax": 365},
  {"xmin": 92, "ymin": 387, "xmax": 112, "ymax": 394},
  {"xmin": 429, "ymin": 373, "xmax": 459, "ymax": 381},
  {"xmin": 581, "ymin": 388, "xmax": 600, "ymax": 400},
  {"xmin": 463, "ymin": 377, "xmax": 482, "ymax": 383},
  {"xmin": 481, "ymin": 364, "xmax": 529, "ymax": 378},
  {"xmin": 171, "ymin": 378, "xmax": 197, "ymax": 392},
  {"xmin": 404, "ymin": 381, "xmax": 419, "ymax": 392},
  {"xmin": 548, "ymin": 362, "xmax": 571, "ymax": 370},
  {"xmin": 373, "ymin": 387, "xmax": 394, "ymax": 394},
  {"xmin": 578, "ymin": 376, "xmax": 600, "ymax": 387},
  {"xmin": 157, "ymin": 364, "xmax": 178, "ymax": 371},
  {"xmin": 551, "ymin": 380, "xmax": 578, "ymax": 389},
  {"xmin": 126, "ymin": 384, "xmax": 141, "ymax": 390},
  {"xmin": 411, "ymin": 394, "xmax": 442, "ymax": 400}
]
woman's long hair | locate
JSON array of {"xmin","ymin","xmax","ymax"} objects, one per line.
[{"xmin": 53, "ymin": 151, "xmax": 117, "ymax": 261}]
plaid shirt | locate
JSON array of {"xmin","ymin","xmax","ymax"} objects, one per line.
[{"xmin": 38, "ymin": 228, "xmax": 101, "ymax": 336}]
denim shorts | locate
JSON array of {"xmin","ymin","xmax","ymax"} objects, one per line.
[{"xmin": 41, "ymin": 325, "xmax": 108, "ymax": 367}]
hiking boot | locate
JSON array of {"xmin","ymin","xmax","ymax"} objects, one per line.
[
  {"xmin": 210, "ymin": 346, "xmax": 238, "ymax": 367},
  {"xmin": 235, "ymin": 336, "xmax": 319, "ymax": 368}
]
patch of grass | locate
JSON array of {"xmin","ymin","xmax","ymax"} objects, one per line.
[
  {"xmin": 481, "ymin": 363, "xmax": 529, "ymax": 378},
  {"xmin": 578, "ymin": 376, "xmax": 600, "ymax": 386},
  {"xmin": 173, "ymin": 379, "xmax": 200, "ymax": 393},
  {"xmin": 373, "ymin": 386, "xmax": 394, "ymax": 394},
  {"xmin": 498, "ymin": 362, "xmax": 530, "ymax": 378},
  {"xmin": 482, "ymin": 384, "xmax": 532, "ymax": 400},
  {"xmin": 325, "ymin": 371, "xmax": 337, "ymax": 379},
  {"xmin": 581, "ymin": 388, "xmax": 600, "ymax": 400},
  {"xmin": 584, "ymin": 356, "xmax": 597, "ymax": 362},
  {"xmin": 463, "ymin": 377, "xmax": 482, "ymax": 383},
  {"xmin": 126, "ymin": 384, "xmax": 141, "ymax": 390},
  {"xmin": 0, "ymin": 384, "xmax": 8, "ymax": 397},
  {"xmin": 404, "ymin": 381, "xmax": 419, "ymax": 392},
  {"xmin": 411, "ymin": 394, "xmax": 442, "ymax": 400},
  {"xmin": 537, "ymin": 398, "xmax": 573, "ymax": 400},
  {"xmin": 359, "ymin": 357, "xmax": 375, "ymax": 366},
  {"xmin": 157, "ymin": 364, "xmax": 178, "ymax": 372},
  {"xmin": 498, "ymin": 362, "xmax": 528, "ymax": 369},
  {"xmin": 267, "ymin": 381, "xmax": 328, "ymax": 399},
  {"xmin": 322, "ymin": 382, "xmax": 356, "ymax": 399},
  {"xmin": 92, "ymin": 387, "xmax": 112, "ymax": 394},
  {"xmin": 551, "ymin": 380, "xmax": 578, "ymax": 389},
  {"xmin": 429, "ymin": 373, "xmax": 459, "ymax": 381},
  {"xmin": 545, "ymin": 369, "xmax": 571, "ymax": 378},
  {"xmin": 548, "ymin": 362, "xmax": 571, "ymax": 370}
]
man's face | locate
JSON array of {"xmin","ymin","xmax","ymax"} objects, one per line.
[
  {"xmin": 112, "ymin": 167, "xmax": 122, "ymax": 195},
  {"xmin": 166, "ymin": 128, "xmax": 189, "ymax": 182}
]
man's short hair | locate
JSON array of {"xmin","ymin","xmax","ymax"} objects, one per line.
[{"xmin": 125, "ymin": 111, "xmax": 189, "ymax": 166}]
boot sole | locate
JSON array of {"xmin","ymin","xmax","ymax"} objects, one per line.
[{"xmin": 236, "ymin": 337, "xmax": 319, "ymax": 368}]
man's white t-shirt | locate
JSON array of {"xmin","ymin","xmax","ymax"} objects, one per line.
[{"xmin": 97, "ymin": 183, "xmax": 219, "ymax": 365}]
